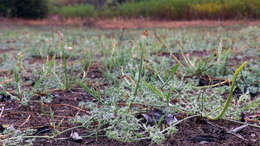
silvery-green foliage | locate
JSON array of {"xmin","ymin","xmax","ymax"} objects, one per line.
[
  {"xmin": 105, "ymin": 107, "xmax": 141, "ymax": 143},
  {"xmin": 3, "ymin": 126, "xmax": 35, "ymax": 146},
  {"xmin": 146, "ymin": 126, "xmax": 165, "ymax": 144}
]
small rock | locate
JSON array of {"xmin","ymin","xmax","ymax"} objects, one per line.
[
  {"xmin": 250, "ymin": 133, "xmax": 256, "ymax": 137},
  {"xmin": 70, "ymin": 132, "xmax": 83, "ymax": 143}
]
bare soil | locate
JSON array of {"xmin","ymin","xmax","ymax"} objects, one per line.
[
  {"xmin": 1, "ymin": 90, "xmax": 259, "ymax": 146},
  {"xmin": 1, "ymin": 17, "xmax": 260, "ymax": 29}
]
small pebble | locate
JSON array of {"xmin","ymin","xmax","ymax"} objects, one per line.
[{"xmin": 200, "ymin": 141, "xmax": 209, "ymax": 144}]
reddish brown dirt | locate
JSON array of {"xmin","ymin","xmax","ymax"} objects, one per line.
[
  {"xmin": 1, "ymin": 17, "xmax": 260, "ymax": 29},
  {"xmin": 168, "ymin": 117, "xmax": 260, "ymax": 146},
  {"xmin": 1, "ymin": 92, "xmax": 259, "ymax": 146},
  {"xmin": 0, "ymin": 75, "xmax": 259, "ymax": 145},
  {"xmin": 0, "ymin": 48, "xmax": 16, "ymax": 54},
  {"xmin": 94, "ymin": 19, "xmax": 260, "ymax": 29}
]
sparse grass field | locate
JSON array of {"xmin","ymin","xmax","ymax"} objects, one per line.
[{"xmin": 0, "ymin": 24, "xmax": 259, "ymax": 145}]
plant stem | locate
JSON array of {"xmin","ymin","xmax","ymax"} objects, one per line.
[
  {"xmin": 134, "ymin": 42, "xmax": 144, "ymax": 96},
  {"xmin": 224, "ymin": 118, "xmax": 260, "ymax": 129},
  {"xmin": 161, "ymin": 115, "xmax": 199, "ymax": 133},
  {"xmin": 2, "ymin": 125, "xmax": 84, "ymax": 143},
  {"xmin": 209, "ymin": 61, "xmax": 248, "ymax": 120},
  {"xmin": 61, "ymin": 40, "xmax": 69, "ymax": 90},
  {"xmin": 14, "ymin": 67, "xmax": 22, "ymax": 99}
]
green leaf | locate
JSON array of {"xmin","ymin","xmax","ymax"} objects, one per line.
[
  {"xmin": 162, "ymin": 64, "xmax": 179, "ymax": 89},
  {"xmin": 209, "ymin": 61, "xmax": 248, "ymax": 120},
  {"xmin": 144, "ymin": 81, "xmax": 164, "ymax": 100}
]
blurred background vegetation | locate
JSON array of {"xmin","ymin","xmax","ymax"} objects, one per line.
[{"xmin": 0, "ymin": 0, "xmax": 259, "ymax": 19}]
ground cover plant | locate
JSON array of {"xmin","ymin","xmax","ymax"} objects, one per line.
[{"xmin": 0, "ymin": 24, "xmax": 259, "ymax": 145}]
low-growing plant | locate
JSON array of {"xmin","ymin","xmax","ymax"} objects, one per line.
[
  {"xmin": 178, "ymin": 41, "xmax": 212, "ymax": 76},
  {"xmin": 143, "ymin": 64, "xmax": 178, "ymax": 106},
  {"xmin": 209, "ymin": 61, "xmax": 248, "ymax": 120},
  {"xmin": 14, "ymin": 67, "xmax": 22, "ymax": 99},
  {"xmin": 79, "ymin": 82, "xmax": 102, "ymax": 103},
  {"xmin": 133, "ymin": 40, "xmax": 144, "ymax": 97},
  {"xmin": 179, "ymin": 39, "xmax": 231, "ymax": 77},
  {"xmin": 58, "ymin": 31, "xmax": 70, "ymax": 90}
]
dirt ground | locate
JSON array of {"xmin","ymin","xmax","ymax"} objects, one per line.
[
  {"xmin": 0, "ymin": 60, "xmax": 259, "ymax": 145},
  {"xmin": 1, "ymin": 88, "xmax": 259, "ymax": 146},
  {"xmin": 1, "ymin": 17, "xmax": 260, "ymax": 29}
]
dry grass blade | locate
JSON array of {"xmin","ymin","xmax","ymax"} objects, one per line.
[
  {"xmin": 0, "ymin": 79, "xmax": 13, "ymax": 85},
  {"xmin": 153, "ymin": 31, "xmax": 184, "ymax": 67},
  {"xmin": 19, "ymin": 115, "xmax": 31, "ymax": 128},
  {"xmin": 0, "ymin": 106, "xmax": 4, "ymax": 118},
  {"xmin": 53, "ymin": 104, "xmax": 90, "ymax": 115},
  {"xmin": 120, "ymin": 75, "xmax": 136, "ymax": 87}
]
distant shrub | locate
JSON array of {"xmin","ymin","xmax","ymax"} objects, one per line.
[
  {"xmin": 192, "ymin": 3, "xmax": 224, "ymax": 19},
  {"xmin": 99, "ymin": 6, "xmax": 119, "ymax": 18},
  {"xmin": 116, "ymin": 0, "xmax": 191, "ymax": 19},
  {"xmin": 117, "ymin": 1, "xmax": 145, "ymax": 18},
  {"xmin": 2, "ymin": 0, "xmax": 260, "ymax": 19},
  {"xmin": 16, "ymin": 0, "xmax": 49, "ymax": 18},
  {"xmin": 0, "ymin": 0, "xmax": 48, "ymax": 18},
  {"xmin": 114, "ymin": 0, "xmax": 260, "ymax": 20},
  {"xmin": 222, "ymin": 0, "xmax": 249, "ymax": 19},
  {"xmin": 49, "ymin": 0, "xmax": 260, "ymax": 19},
  {"xmin": 57, "ymin": 4, "xmax": 97, "ymax": 18},
  {"xmin": 0, "ymin": 0, "xmax": 16, "ymax": 17},
  {"xmin": 247, "ymin": 0, "xmax": 260, "ymax": 18},
  {"xmin": 166, "ymin": 0, "xmax": 191, "ymax": 19}
]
